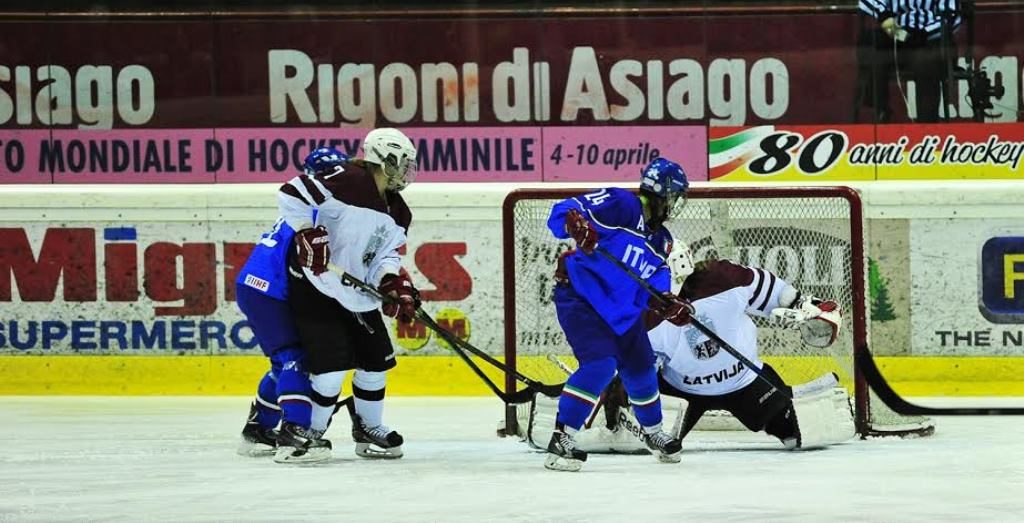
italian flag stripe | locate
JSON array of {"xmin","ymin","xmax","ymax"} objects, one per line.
[
  {"xmin": 630, "ymin": 393, "xmax": 660, "ymax": 407},
  {"xmin": 562, "ymin": 385, "xmax": 599, "ymax": 405}
]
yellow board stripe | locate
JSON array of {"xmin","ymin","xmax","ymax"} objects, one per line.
[{"xmin": 0, "ymin": 355, "xmax": 1022, "ymax": 396}]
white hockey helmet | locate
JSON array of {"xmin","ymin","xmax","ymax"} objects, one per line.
[
  {"xmin": 667, "ymin": 241, "xmax": 695, "ymax": 294},
  {"xmin": 362, "ymin": 128, "xmax": 418, "ymax": 192}
]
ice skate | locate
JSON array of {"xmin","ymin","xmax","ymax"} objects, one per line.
[
  {"xmin": 273, "ymin": 422, "xmax": 332, "ymax": 464},
  {"xmin": 236, "ymin": 402, "xmax": 277, "ymax": 457},
  {"xmin": 644, "ymin": 429, "xmax": 682, "ymax": 463},
  {"xmin": 351, "ymin": 413, "xmax": 404, "ymax": 459},
  {"xmin": 544, "ymin": 426, "xmax": 587, "ymax": 472}
]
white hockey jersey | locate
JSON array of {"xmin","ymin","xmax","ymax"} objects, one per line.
[
  {"xmin": 277, "ymin": 163, "xmax": 412, "ymax": 313},
  {"xmin": 648, "ymin": 260, "xmax": 794, "ymax": 396}
]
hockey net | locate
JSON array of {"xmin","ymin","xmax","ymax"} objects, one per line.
[{"xmin": 502, "ymin": 186, "xmax": 933, "ymax": 438}]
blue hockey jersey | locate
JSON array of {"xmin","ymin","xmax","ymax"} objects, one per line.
[
  {"xmin": 236, "ymin": 217, "xmax": 298, "ymax": 301},
  {"xmin": 547, "ymin": 187, "xmax": 673, "ymax": 335}
]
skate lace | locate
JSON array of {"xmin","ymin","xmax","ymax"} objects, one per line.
[
  {"xmin": 290, "ymin": 424, "xmax": 322, "ymax": 440},
  {"xmin": 647, "ymin": 431, "xmax": 675, "ymax": 447},
  {"xmin": 364, "ymin": 424, "xmax": 394, "ymax": 440},
  {"xmin": 556, "ymin": 431, "xmax": 578, "ymax": 451}
]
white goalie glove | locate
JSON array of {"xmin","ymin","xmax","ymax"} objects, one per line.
[{"xmin": 770, "ymin": 296, "xmax": 842, "ymax": 348}]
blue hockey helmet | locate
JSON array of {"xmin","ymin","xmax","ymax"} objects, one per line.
[
  {"xmin": 640, "ymin": 157, "xmax": 688, "ymax": 200},
  {"xmin": 639, "ymin": 157, "xmax": 689, "ymax": 226},
  {"xmin": 303, "ymin": 147, "xmax": 349, "ymax": 177}
]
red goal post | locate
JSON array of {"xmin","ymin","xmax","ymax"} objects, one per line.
[{"xmin": 501, "ymin": 186, "xmax": 933, "ymax": 438}]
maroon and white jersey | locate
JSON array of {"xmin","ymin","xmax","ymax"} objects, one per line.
[
  {"xmin": 278, "ymin": 163, "xmax": 412, "ymax": 312},
  {"xmin": 648, "ymin": 260, "xmax": 795, "ymax": 396}
]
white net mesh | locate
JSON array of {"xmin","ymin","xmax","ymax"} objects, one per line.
[{"xmin": 504, "ymin": 187, "xmax": 932, "ymax": 436}]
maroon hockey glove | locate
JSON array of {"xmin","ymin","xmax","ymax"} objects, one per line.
[
  {"xmin": 294, "ymin": 225, "xmax": 330, "ymax": 275},
  {"xmin": 650, "ymin": 293, "xmax": 694, "ymax": 327},
  {"xmin": 379, "ymin": 273, "xmax": 421, "ymax": 323},
  {"xmin": 565, "ymin": 208, "xmax": 598, "ymax": 255}
]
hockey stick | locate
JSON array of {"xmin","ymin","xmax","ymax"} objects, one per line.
[
  {"xmin": 858, "ymin": 345, "xmax": 1024, "ymax": 416},
  {"xmin": 413, "ymin": 307, "xmax": 554, "ymax": 402},
  {"xmin": 328, "ymin": 265, "xmax": 561, "ymax": 402},
  {"xmin": 546, "ymin": 354, "xmax": 576, "ymax": 376},
  {"xmin": 594, "ymin": 246, "xmax": 793, "ymax": 400}
]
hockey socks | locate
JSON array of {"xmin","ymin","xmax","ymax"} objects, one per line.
[
  {"xmin": 310, "ymin": 371, "xmax": 347, "ymax": 432},
  {"xmin": 556, "ymin": 357, "xmax": 616, "ymax": 431},
  {"xmin": 273, "ymin": 349, "xmax": 313, "ymax": 428},
  {"xmin": 352, "ymin": 370, "xmax": 386, "ymax": 428},
  {"xmin": 618, "ymin": 365, "xmax": 664, "ymax": 428},
  {"xmin": 252, "ymin": 371, "xmax": 281, "ymax": 429}
]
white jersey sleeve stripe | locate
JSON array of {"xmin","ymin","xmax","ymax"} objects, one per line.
[
  {"xmin": 747, "ymin": 268, "xmax": 764, "ymax": 307},
  {"xmin": 298, "ymin": 175, "xmax": 328, "ymax": 205},
  {"xmin": 755, "ymin": 271, "xmax": 777, "ymax": 312}
]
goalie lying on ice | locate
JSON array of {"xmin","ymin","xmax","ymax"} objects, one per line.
[{"xmin": 515, "ymin": 243, "xmax": 855, "ymax": 453}]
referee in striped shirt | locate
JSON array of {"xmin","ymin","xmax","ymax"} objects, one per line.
[{"xmin": 857, "ymin": 0, "xmax": 962, "ymax": 123}]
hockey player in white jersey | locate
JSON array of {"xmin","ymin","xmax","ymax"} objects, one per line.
[
  {"xmin": 515, "ymin": 242, "xmax": 854, "ymax": 452},
  {"xmin": 646, "ymin": 242, "xmax": 854, "ymax": 450},
  {"xmin": 274, "ymin": 128, "xmax": 420, "ymax": 463}
]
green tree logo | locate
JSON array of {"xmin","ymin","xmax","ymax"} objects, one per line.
[{"xmin": 868, "ymin": 257, "xmax": 896, "ymax": 321}]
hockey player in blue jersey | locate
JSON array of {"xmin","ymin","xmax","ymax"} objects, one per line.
[
  {"xmin": 544, "ymin": 157, "xmax": 694, "ymax": 471},
  {"xmin": 236, "ymin": 147, "xmax": 348, "ymax": 461}
]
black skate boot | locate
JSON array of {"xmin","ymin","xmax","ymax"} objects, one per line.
[
  {"xmin": 236, "ymin": 402, "xmax": 278, "ymax": 457},
  {"xmin": 273, "ymin": 422, "xmax": 332, "ymax": 464},
  {"xmin": 544, "ymin": 424, "xmax": 588, "ymax": 472},
  {"xmin": 644, "ymin": 427, "xmax": 683, "ymax": 463},
  {"xmin": 351, "ymin": 413, "xmax": 404, "ymax": 459}
]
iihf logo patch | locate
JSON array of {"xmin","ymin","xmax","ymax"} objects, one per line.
[{"xmin": 244, "ymin": 274, "xmax": 270, "ymax": 292}]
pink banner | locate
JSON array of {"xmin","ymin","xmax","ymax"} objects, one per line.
[
  {"xmin": 0, "ymin": 126, "xmax": 708, "ymax": 183},
  {"xmin": 543, "ymin": 126, "xmax": 707, "ymax": 182}
]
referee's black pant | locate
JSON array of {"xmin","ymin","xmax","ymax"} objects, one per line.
[{"xmin": 857, "ymin": 25, "xmax": 947, "ymax": 123}]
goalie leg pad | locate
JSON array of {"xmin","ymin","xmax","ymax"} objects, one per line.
[
  {"xmin": 521, "ymin": 391, "xmax": 653, "ymax": 455},
  {"xmin": 789, "ymin": 375, "xmax": 856, "ymax": 450}
]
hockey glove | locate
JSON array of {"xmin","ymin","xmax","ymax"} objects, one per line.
[
  {"xmin": 565, "ymin": 208, "xmax": 598, "ymax": 255},
  {"xmin": 650, "ymin": 293, "xmax": 694, "ymax": 327},
  {"xmin": 770, "ymin": 296, "xmax": 842, "ymax": 348},
  {"xmin": 294, "ymin": 225, "xmax": 330, "ymax": 275},
  {"xmin": 379, "ymin": 273, "xmax": 421, "ymax": 323}
]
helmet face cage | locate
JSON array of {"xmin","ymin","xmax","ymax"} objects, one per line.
[
  {"xmin": 640, "ymin": 157, "xmax": 689, "ymax": 223},
  {"xmin": 373, "ymin": 146, "xmax": 417, "ymax": 192},
  {"xmin": 362, "ymin": 128, "xmax": 417, "ymax": 192}
]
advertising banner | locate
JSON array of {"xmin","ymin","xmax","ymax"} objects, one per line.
[
  {"xmin": 0, "ymin": 126, "xmax": 707, "ymax": 183},
  {"xmin": 709, "ymin": 124, "xmax": 1024, "ymax": 181},
  {"xmin": 910, "ymin": 219, "xmax": 1024, "ymax": 356},
  {"xmin": 0, "ymin": 219, "xmax": 507, "ymax": 355},
  {"xmin": 1, "ymin": 11, "xmax": 1020, "ymax": 133}
]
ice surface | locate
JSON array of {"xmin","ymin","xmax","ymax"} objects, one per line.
[{"xmin": 1, "ymin": 396, "xmax": 1022, "ymax": 522}]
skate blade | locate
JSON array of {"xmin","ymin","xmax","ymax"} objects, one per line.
[
  {"xmin": 653, "ymin": 450, "xmax": 682, "ymax": 464},
  {"xmin": 354, "ymin": 442, "xmax": 403, "ymax": 459},
  {"xmin": 236, "ymin": 440, "xmax": 276, "ymax": 457},
  {"xmin": 273, "ymin": 446, "xmax": 332, "ymax": 464},
  {"xmin": 544, "ymin": 454, "xmax": 583, "ymax": 472}
]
